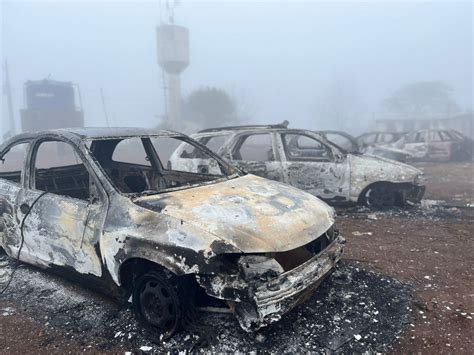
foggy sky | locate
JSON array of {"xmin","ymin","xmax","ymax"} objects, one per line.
[{"xmin": 1, "ymin": 0, "xmax": 472, "ymax": 135}]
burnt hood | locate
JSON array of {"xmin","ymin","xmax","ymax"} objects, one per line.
[{"xmin": 134, "ymin": 175, "xmax": 335, "ymax": 253}]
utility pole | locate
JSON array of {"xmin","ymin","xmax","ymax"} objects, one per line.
[
  {"xmin": 100, "ymin": 88, "xmax": 111, "ymax": 127},
  {"xmin": 2, "ymin": 60, "xmax": 16, "ymax": 139}
]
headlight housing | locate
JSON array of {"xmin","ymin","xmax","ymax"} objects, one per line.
[{"xmin": 414, "ymin": 173, "xmax": 425, "ymax": 185}]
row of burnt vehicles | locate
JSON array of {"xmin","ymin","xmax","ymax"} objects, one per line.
[
  {"xmin": 0, "ymin": 123, "xmax": 439, "ymax": 338},
  {"xmin": 319, "ymin": 129, "xmax": 473, "ymax": 163}
]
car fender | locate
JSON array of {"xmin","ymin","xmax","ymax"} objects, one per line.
[{"xmin": 347, "ymin": 154, "xmax": 421, "ymax": 201}]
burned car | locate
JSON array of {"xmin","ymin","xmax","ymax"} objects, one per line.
[
  {"xmin": 171, "ymin": 124, "xmax": 425, "ymax": 209},
  {"xmin": 391, "ymin": 129, "xmax": 473, "ymax": 162},
  {"xmin": 351, "ymin": 131, "xmax": 411, "ymax": 162},
  {"xmin": 0, "ymin": 128, "xmax": 344, "ymax": 336}
]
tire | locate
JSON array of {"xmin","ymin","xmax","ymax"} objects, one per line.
[
  {"xmin": 364, "ymin": 184, "xmax": 398, "ymax": 209},
  {"xmin": 132, "ymin": 270, "xmax": 182, "ymax": 339}
]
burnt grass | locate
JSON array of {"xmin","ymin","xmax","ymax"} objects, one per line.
[{"xmin": 0, "ymin": 252, "xmax": 414, "ymax": 353}]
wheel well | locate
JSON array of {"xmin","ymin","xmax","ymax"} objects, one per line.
[
  {"xmin": 119, "ymin": 258, "xmax": 204, "ymax": 307},
  {"xmin": 358, "ymin": 181, "xmax": 409, "ymax": 205},
  {"xmin": 119, "ymin": 258, "xmax": 169, "ymax": 293}
]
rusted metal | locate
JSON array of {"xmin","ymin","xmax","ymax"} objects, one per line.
[
  {"xmin": 391, "ymin": 129, "xmax": 473, "ymax": 162},
  {"xmin": 171, "ymin": 125, "xmax": 425, "ymax": 208},
  {"xmin": 0, "ymin": 127, "xmax": 343, "ymax": 334}
]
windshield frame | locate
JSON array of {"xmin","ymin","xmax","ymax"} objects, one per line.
[{"xmin": 85, "ymin": 133, "xmax": 242, "ymax": 197}]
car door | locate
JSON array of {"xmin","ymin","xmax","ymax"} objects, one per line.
[
  {"xmin": 16, "ymin": 138, "xmax": 104, "ymax": 276},
  {"xmin": 227, "ymin": 132, "xmax": 285, "ymax": 182},
  {"xmin": 277, "ymin": 132, "xmax": 350, "ymax": 201},
  {"xmin": 402, "ymin": 132, "xmax": 429, "ymax": 159},
  {"xmin": 427, "ymin": 131, "xmax": 451, "ymax": 160},
  {"xmin": 0, "ymin": 140, "xmax": 30, "ymax": 256}
]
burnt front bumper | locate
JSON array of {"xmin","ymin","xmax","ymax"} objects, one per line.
[{"xmin": 198, "ymin": 235, "xmax": 345, "ymax": 332}]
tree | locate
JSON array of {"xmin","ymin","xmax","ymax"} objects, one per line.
[
  {"xmin": 183, "ymin": 87, "xmax": 239, "ymax": 128},
  {"xmin": 383, "ymin": 81, "xmax": 460, "ymax": 118}
]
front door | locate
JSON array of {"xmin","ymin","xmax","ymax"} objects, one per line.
[
  {"xmin": 0, "ymin": 141, "xmax": 30, "ymax": 256},
  {"xmin": 228, "ymin": 132, "xmax": 284, "ymax": 182},
  {"xmin": 17, "ymin": 139, "xmax": 103, "ymax": 276},
  {"xmin": 278, "ymin": 132, "xmax": 350, "ymax": 202}
]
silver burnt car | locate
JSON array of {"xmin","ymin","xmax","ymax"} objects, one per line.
[
  {"xmin": 171, "ymin": 124, "xmax": 425, "ymax": 209},
  {"xmin": 0, "ymin": 128, "xmax": 344, "ymax": 337}
]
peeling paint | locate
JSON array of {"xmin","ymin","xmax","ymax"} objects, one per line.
[
  {"xmin": 0, "ymin": 128, "xmax": 343, "ymax": 333},
  {"xmin": 175, "ymin": 126, "xmax": 425, "ymax": 207}
]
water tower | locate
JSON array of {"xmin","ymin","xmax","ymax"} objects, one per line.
[{"xmin": 156, "ymin": 24, "xmax": 189, "ymax": 127}]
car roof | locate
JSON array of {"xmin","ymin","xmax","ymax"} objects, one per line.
[
  {"xmin": 4, "ymin": 127, "xmax": 183, "ymax": 142},
  {"xmin": 198, "ymin": 121, "xmax": 289, "ymax": 133},
  {"xmin": 195, "ymin": 123, "xmax": 335, "ymax": 136}
]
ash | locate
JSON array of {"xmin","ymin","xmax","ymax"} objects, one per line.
[{"xmin": 0, "ymin": 253, "xmax": 413, "ymax": 353}]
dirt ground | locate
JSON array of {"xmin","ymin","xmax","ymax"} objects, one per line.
[{"xmin": 0, "ymin": 162, "xmax": 472, "ymax": 353}]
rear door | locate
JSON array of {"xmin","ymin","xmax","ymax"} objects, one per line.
[
  {"xmin": 427, "ymin": 131, "xmax": 451, "ymax": 160},
  {"xmin": 228, "ymin": 132, "xmax": 285, "ymax": 182},
  {"xmin": 277, "ymin": 132, "xmax": 350, "ymax": 201}
]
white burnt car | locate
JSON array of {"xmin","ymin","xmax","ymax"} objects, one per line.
[
  {"xmin": 171, "ymin": 124, "xmax": 425, "ymax": 209},
  {"xmin": 0, "ymin": 128, "xmax": 344, "ymax": 337},
  {"xmin": 318, "ymin": 130, "xmax": 413, "ymax": 163},
  {"xmin": 392, "ymin": 129, "xmax": 473, "ymax": 162}
]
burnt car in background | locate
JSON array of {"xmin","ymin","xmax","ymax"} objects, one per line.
[
  {"xmin": 391, "ymin": 129, "xmax": 473, "ymax": 162},
  {"xmin": 0, "ymin": 128, "xmax": 344, "ymax": 336},
  {"xmin": 170, "ymin": 124, "xmax": 425, "ymax": 209},
  {"xmin": 352, "ymin": 131, "xmax": 412, "ymax": 162}
]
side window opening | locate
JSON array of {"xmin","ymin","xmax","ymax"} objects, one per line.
[
  {"xmin": 360, "ymin": 134, "xmax": 377, "ymax": 145},
  {"xmin": 152, "ymin": 137, "xmax": 225, "ymax": 175},
  {"xmin": 439, "ymin": 131, "xmax": 451, "ymax": 141},
  {"xmin": 233, "ymin": 133, "xmax": 274, "ymax": 161},
  {"xmin": 324, "ymin": 133, "xmax": 355, "ymax": 151},
  {"xmin": 405, "ymin": 133, "xmax": 417, "ymax": 143},
  {"xmin": 379, "ymin": 133, "xmax": 395, "ymax": 144},
  {"xmin": 112, "ymin": 138, "xmax": 151, "ymax": 166},
  {"xmin": 198, "ymin": 135, "xmax": 230, "ymax": 153},
  {"xmin": 34, "ymin": 140, "xmax": 90, "ymax": 201},
  {"xmin": 429, "ymin": 131, "xmax": 444, "ymax": 142},
  {"xmin": 282, "ymin": 134, "xmax": 331, "ymax": 161},
  {"xmin": 418, "ymin": 132, "xmax": 427, "ymax": 143},
  {"xmin": 0, "ymin": 142, "xmax": 29, "ymax": 184}
]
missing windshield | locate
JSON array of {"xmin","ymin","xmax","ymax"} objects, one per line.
[{"xmin": 89, "ymin": 135, "xmax": 234, "ymax": 195}]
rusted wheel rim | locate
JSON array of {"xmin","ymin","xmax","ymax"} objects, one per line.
[
  {"xmin": 366, "ymin": 185, "xmax": 396, "ymax": 209},
  {"xmin": 139, "ymin": 278, "xmax": 178, "ymax": 335}
]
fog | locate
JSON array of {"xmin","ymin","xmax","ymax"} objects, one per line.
[{"xmin": 1, "ymin": 0, "xmax": 472, "ymax": 135}]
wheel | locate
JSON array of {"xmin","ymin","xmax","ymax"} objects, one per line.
[
  {"xmin": 364, "ymin": 184, "xmax": 397, "ymax": 209},
  {"xmin": 132, "ymin": 270, "xmax": 182, "ymax": 339}
]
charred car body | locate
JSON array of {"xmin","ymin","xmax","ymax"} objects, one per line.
[
  {"xmin": 0, "ymin": 128, "xmax": 344, "ymax": 336},
  {"xmin": 391, "ymin": 129, "xmax": 473, "ymax": 162},
  {"xmin": 353, "ymin": 131, "xmax": 413, "ymax": 162},
  {"xmin": 171, "ymin": 124, "xmax": 425, "ymax": 209}
]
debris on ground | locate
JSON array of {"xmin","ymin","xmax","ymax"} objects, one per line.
[{"xmin": 0, "ymin": 254, "xmax": 414, "ymax": 353}]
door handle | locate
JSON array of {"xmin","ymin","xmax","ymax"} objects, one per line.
[{"xmin": 20, "ymin": 203, "xmax": 30, "ymax": 214}]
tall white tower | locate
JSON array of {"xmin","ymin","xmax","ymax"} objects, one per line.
[{"xmin": 156, "ymin": 24, "xmax": 189, "ymax": 127}]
